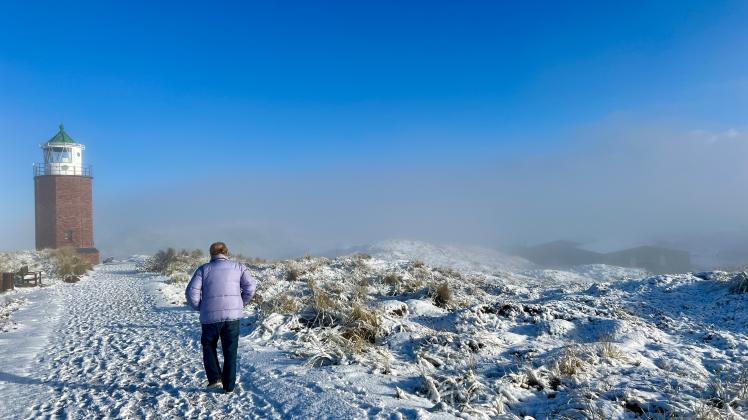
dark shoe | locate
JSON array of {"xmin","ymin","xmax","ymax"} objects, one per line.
[
  {"xmin": 206, "ymin": 381, "xmax": 222, "ymax": 390},
  {"xmin": 224, "ymin": 388, "xmax": 234, "ymax": 394}
]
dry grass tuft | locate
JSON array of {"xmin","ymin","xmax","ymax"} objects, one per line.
[
  {"xmin": 53, "ymin": 247, "xmax": 93, "ymax": 277},
  {"xmin": 597, "ymin": 336, "xmax": 628, "ymax": 362},
  {"xmin": 345, "ymin": 304, "xmax": 382, "ymax": 344},
  {"xmin": 383, "ymin": 273, "xmax": 401, "ymax": 286},
  {"xmin": 703, "ymin": 368, "xmax": 748, "ymax": 411},
  {"xmin": 307, "ymin": 281, "xmax": 340, "ymax": 326},
  {"xmin": 693, "ymin": 401, "xmax": 724, "ymax": 420},
  {"xmin": 262, "ymin": 293, "xmax": 302, "ymax": 314},
  {"xmin": 353, "ymin": 276, "xmax": 370, "ymax": 302},
  {"xmin": 433, "ymin": 282, "xmax": 453, "ymax": 308},
  {"xmin": 165, "ymin": 272, "xmax": 191, "ymax": 284},
  {"xmin": 383, "ymin": 273, "xmax": 402, "ymax": 295},
  {"xmin": 146, "ymin": 248, "xmax": 204, "ymax": 274},
  {"xmin": 435, "ymin": 266, "xmax": 462, "ymax": 280},
  {"xmin": 286, "ymin": 268, "xmax": 301, "ymax": 282},
  {"xmin": 419, "ymin": 370, "xmax": 499, "ymax": 415},
  {"xmin": 383, "ymin": 271, "xmax": 426, "ymax": 296},
  {"xmin": 729, "ymin": 272, "xmax": 748, "ymax": 294},
  {"xmin": 511, "ymin": 368, "xmax": 547, "ymax": 391},
  {"xmin": 554, "ymin": 347, "xmax": 588, "ymax": 376}
]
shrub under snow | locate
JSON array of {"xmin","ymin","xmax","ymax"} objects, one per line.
[{"xmin": 729, "ymin": 272, "xmax": 748, "ymax": 294}]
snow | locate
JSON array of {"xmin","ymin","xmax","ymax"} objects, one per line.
[
  {"xmin": 332, "ymin": 239, "xmax": 535, "ymax": 274},
  {"xmin": 520, "ymin": 264, "xmax": 649, "ymax": 286},
  {"xmin": 405, "ymin": 299, "xmax": 447, "ymax": 317},
  {"xmin": 1, "ymin": 246, "xmax": 747, "ymax": 419}
]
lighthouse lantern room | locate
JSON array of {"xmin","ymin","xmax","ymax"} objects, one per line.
[{"xmin": 34, "ymin": 124, "xmax": 90, "ymax": 177}]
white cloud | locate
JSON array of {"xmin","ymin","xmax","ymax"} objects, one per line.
[
  {"xmin": 691, "ymin": 127, "xmax": 744, "ymax": 144},
  {"xmin": 85, "ymin": 119, "xmax": 748, "ymax": 258},
  {"xmin": 725, "ymin": 128, "xmax": 740, "ymax": 138}
]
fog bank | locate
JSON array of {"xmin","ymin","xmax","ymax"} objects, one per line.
[{"xmin": 90, "ymin": 118, "xmax": 748, "ymax": 263}]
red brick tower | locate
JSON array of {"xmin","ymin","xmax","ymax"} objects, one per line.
[{"xmin": 34, "ymin": 124, "xmax": 99, "ymax": 264}]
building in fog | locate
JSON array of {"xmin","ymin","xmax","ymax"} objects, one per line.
[{"xmin": 34, "ymin": 124, "xmax": 99, "ymax": 264}]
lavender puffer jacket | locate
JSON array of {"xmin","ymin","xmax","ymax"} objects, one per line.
[{"xmin": 185, "ymin": 254, "xmax": 258, "ymax": 324}]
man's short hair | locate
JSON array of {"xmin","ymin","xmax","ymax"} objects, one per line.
[{"xmin": 209, "ymin": 242, "xmax": 229, "ymax": 256}]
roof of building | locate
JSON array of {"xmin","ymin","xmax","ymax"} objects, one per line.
[{"xmin": 46, "ymin": 123, "xmax": 77, "ymax": 145}]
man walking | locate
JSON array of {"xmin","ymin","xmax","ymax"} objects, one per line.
[{"xmin": 186, "ymin": 242, "xmax": 257, "ymax": 393}]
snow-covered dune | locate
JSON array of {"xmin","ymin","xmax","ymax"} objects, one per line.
[
  {"xmin": 520, "ymin": 264, "xmax": 650, "ymax": 286},
  {"xmin": 331, "ymin": 239, "xmax": 535, "ymax": 274}
]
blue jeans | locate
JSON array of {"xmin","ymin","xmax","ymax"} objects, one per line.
[{"xmin": 201, "ymin": 319, "xmax": 240, "ymax": 391}]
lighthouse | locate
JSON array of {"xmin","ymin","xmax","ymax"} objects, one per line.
[{"xmin": 34, "ymin": 124, "xmax": 99, "ymax": 264}]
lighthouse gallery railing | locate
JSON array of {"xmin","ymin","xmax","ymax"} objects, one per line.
[{"xmin": 33, "ymin": 164, "xmax": 93, "ymax": 177}]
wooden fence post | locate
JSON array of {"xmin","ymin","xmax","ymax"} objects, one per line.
[{"xmin": 1, "ymin": 273, "xmax": 14, "ymax": 292}]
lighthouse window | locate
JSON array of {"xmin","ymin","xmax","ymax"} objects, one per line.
[
  {"xmin": 50, "ymin": 147, "xmax": 72, "ymax": 162},
  {"xmin": 64, "ymin": 230, "xmax": 74, "ymax": 241}
]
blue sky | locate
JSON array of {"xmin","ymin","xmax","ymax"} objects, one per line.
[{"xmin": 1, "ymin": 1, "xmax": 747, "ymax": 256}]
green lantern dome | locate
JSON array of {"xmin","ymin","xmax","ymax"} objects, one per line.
[{"xmin": 47, "ymin": 123, "xmax": 77, "ymax": 144}]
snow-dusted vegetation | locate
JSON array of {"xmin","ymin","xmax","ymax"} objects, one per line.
[
  {"xmin": 0, "ymin": 249, "xmax": 96, "ymax": 331},
  {"xmin": 0, "ymin": 249, "xmax": 51, "ymax": 274},
  {"xmin": 0, "ymin": 248, "xmax": 94, "ymax": 280},
  {"xmin": 334, "ymin": 240, "xmax": 535, "ymax": 274},
  {"xmin": 147, "ymin": 243, "xmax": 748, "ymax": 419},
  {"xmin": 0, "ymin": 250, "xmax": 52, "ymax": 332}
]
